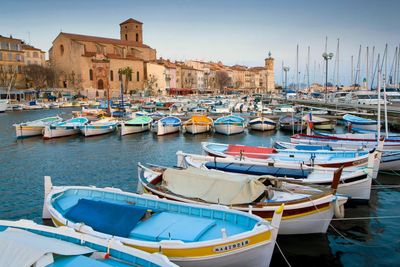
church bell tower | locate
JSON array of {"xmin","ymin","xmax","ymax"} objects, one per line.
[{"xmin": 120, "ymin": 18, "xmax": 143, "ymax": 45}]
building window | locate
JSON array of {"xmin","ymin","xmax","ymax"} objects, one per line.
[
  {"xmin": 60, "ymin": 45, "xmax": 64, "ymax": 56},
  {"xmin": 89, "ymin": 69, "xmax": 93, "ymax": 81},
  {"xmin": 27, "ymin": 60, "xmax": 31, "ymax": 65},
  {"xmin": 8, "ymin": 53, "xmax": 12, "ymax": 61},
  {"xmin": 125, "ymin": 34, "xmax": 128, "ymax": 41},
  {"xmin": 136, "ymin": 71, "xmax": 139, "ymax": 81},
  {"xmin": 17, "ymin": 66, "xmax": 22, "ymax": 73},
  {"xmin": 135, "ymin": 33, "xmax": 138, "ymax": 42},
  {"xmin": 33, "ymin": 52, "xmax": 38, "ymax": 58},
  {"xmin": 0, "ymin": 52, "xmax": 2, "ymax": 60},
  {"xmin": 110, "ymin": 70, "xmax": 114, "ymax": 81},
  {"xmin": 119, "ymin": 73, "xmax": 122, "ymax": 81},
  {"xmin": 16, "ymin": 54, "xmax": 21, "ymax": 61},
  {"xmin": 129, "ymin": 72, "xmax": 132, "ymax": 81}
]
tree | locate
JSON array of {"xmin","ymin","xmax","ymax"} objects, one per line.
[
  {"xmin": 144, "ymin": 74, "xmax": 158, "ymax": 96},
  {"xmin": 216, "ymin": 71, "xmax": 231, "ymax": 94},
  {"xmin": 118, "ymin": 67, "xmax": 133, "ymax": 94},
  {"xmin": 24, "ymin": 65, "xmax": 55, "ymax": 89}
]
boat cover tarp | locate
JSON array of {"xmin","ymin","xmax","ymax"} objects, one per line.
[
  {"xmin": 226, "ymin": 145, "xmax": 276, "ymax": 159},
  {"xmin": 186, "ymin": 115, "xmax": 212, "ymax": 124},
  {"xmin": 205, "ymin": 162, "xmax": 311, "ymax": 179},
  {"xmin": 343, "ymin": 114, "xmax": 376, "ymax": 124},
  {"xmin": 126, "ymin": 116, "xmax": 152, "ymax": 125},
  {"xmin": 0, "ymin": 227, "xmax": 93, "ymax": 267},
  {"xmin": 162, "ymin": 167, "xmax": 266, "ymax": 205},
  {"xmin": 65, "ymin": 199, "xmax": 147, "ymax": 237}
]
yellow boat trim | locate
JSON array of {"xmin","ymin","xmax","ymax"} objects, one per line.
[
  {"xmin": 263, "ymin": 204, "xmax": 332, "ymax": 221},
  {"xmin": 51, "ymin": 215, "xmax": 271, "ymax": 258},
  {"xmin": 17, "ymin": 126, "xmax": 42, "ymax": 130}
]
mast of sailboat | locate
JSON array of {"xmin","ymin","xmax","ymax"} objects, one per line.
[
  {"xmin": 355, "ymin": 45, "xmax": 362, "ymax": 90},
  {"xmin": 296, "ymin": 44, "xmax": 299, "ymax": 92},
  {"xmin": 397, "ymin": 44, "xmax": 400, "ymax": 89},
  {"xmin": 307, "ymin": 46, "xmax": 310, "ymax": 92},
  {"xmin": 377, "ymin": 54, "xmax": 381, "ymax": 141},
  {"xmin": 393, "ymin": 46, "xmax": 398, "ymax": 87},
  {"xmin": 371, "ymin": 46, "xmax": 375, "ymax": 89},
  {"xmin": 383, "ymin": 44, "xmax": 388, "ymax": 137},
  {"xmin": 366, "ymin": 46, "xmax": 369, "ymax": 90},
  {"xmin": 336, "ymin": 38, "xmax": 340, "ymax": 89},
  {"xmin": 351, "ymin": 55, "xmax": 354, "ymax": 90}
]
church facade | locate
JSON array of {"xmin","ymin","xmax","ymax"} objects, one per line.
[{"xmin": 49, "ymin": 18, "xmax": 156, "ymax": 97}]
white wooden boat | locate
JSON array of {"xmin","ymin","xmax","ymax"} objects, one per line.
[
  {"xmin": 343, "ymin": 114, "xmax": 377, "ymax": 131},
  {"xmin": 302, "ymin": 114, "xmax": 336, "ymax": 130},
  {"xmin": 249, "ymin": 117, "xmax": 276, "ymax": 131},
  {"xmin": 138, "ymin": 163, "xmax": 347, "ymax": 235},
  {"xmin": 0, "ymin": 219, "xmax": 176, "ymax": 267},
  {"xmin": 151, "ymin": 116, "xmax": 181, "ymax": 136},
  {"xmin": 214, "ymin": 115, "xmax": 245, "ymax": 135},
  {"xmin": 121, "ymin": 116, "xmax": 153, "ymax": 136},
  {"xmin": 43, "ymin": 177, "xmax": 283, "ymax": 267},
  {"xmin": 0, "ymin": 99, "xmax": 8, "ymax": 113},
  {"xmin": 80, "ymin": 118, "xmax": 118, "ymax": 137},
  {"xmin": 14, "ymin": 116, "xmax": 63, "ymax": 138},
  {"xmin": 183, "ymin": 115, "xmax": 213, "ymax": 134},
  {"xmin": 176, "ymin": 151, "xmax": 378, "ymax": 200},
  {"xmin": 43, "ymin": 117, "xmax": 88, "ymax": 139}
]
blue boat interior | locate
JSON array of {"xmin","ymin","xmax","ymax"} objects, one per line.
[
  {"xmin": 0, "ymin": 225, "xmax": 162, "ymax": 267},
  {"xmin": 53, "ymin": 189, "xmax": 257, "ymax": 242},
  {"xmin": 205, "ymin": 162, "xmax": 310, "ymax": 179},
  {"xmin": 214, "ymin": 116, "xmax": 244, "ymax": 124}
]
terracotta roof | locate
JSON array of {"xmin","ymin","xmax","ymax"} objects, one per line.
[
  {"xmin": 120, "ymin": 18, "xmax": 143, "ymax": 25},
  {"xmin": 82, "ymin": 51, "xmax": 143, "ymax": 61},
  {"xmin": 22, "ymin": 44, "xmax": 44, "ymax": 52},
  {"xmin": 60, "ymin": 32, "xmax": 151, "ymax": 48}
]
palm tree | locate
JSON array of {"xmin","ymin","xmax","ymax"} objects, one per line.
[{"xmin": 118, "ymin": 67, "xmax": 133, "ymax": 94}]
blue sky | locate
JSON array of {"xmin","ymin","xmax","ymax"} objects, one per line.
[{"xmin": 1, "ymin": 0, "xmax": 399, "ymax": 85}]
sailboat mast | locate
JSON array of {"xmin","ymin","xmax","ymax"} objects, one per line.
[
  {"xmin": 336, "ymin": 38, "xmax": 340, "ymax": 88},
  {"xmin": 383, "ymin": 44, "xmax": 388, "ymax": 137},
  {"xmin": 366, "ymin": 46, "xmax": 369, "ymax": 90},
  {"xmin": 296, "ymin": 44, "xmax": 299, "ymax": 91},
  {"xmin": 351, "ymin": 55, "xmax": 354, "ymax": 89},
  {"xmin": 307, "ymin": 46, "xmax": 310, "ymax": 91},
  {"xmin": 356, "ymin": 45, "xmax": 362, "ymax": 89},
  {"xmin": 377, "ymin": 54, "xmax": 381, "ymax": 141},
  {"xmin": 371, "ymin": 46, "xmax": 375, "ymax": 89}
]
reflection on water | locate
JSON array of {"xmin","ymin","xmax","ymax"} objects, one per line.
[{"xmin": 0, "ymin": 109, "xmax": 399, "ymax": 266}]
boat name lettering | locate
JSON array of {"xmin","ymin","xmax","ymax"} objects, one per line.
[{"xmin": 213, "ymin": 240, "xmax": 250, "ymax": 252}]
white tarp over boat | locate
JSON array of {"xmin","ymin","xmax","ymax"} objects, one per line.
[
  {"xmin": 0, "ymin": 227, "xmax": 94, "ymax": 267},
  {"xmin": 162, "ymin": 168, "xmax": 266, "ymax": 205}
]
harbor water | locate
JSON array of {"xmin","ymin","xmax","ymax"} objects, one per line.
[{"xmin": 0, "ymin": 108, "xmax": 399, "ymax": 266}]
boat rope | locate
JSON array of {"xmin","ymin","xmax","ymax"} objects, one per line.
[
  {"xmin": 370, "ymin": 184, "xmax": 400, "ymax": 189},
  {"xmin": 275, "ymin": 241, "xmax": 292, "ymax": 267},
  {"xmin": 329, "ymin": 224, "xmax": 400, "ymax": 248},
  {"xmin": 379, "ymin": 169, "xmax": 400, "ymax": 176},
  {"xmin": 283, "ymin": 214, "xmax": 400, "ymax": 222}
]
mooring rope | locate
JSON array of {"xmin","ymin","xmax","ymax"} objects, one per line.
[{"xmin": 275, "ymin": 241, "xmax": 292, "ymax": 267}]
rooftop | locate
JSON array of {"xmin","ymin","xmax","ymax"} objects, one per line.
[
  {"xmin": 120, "ymin": 18, "xmax": 143, "ymax": 25},
  {"xmin": 59, "ymin": 32, "xmax": 151, "ymax": 48}
]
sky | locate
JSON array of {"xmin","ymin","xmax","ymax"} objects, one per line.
[{"xmin": 1, "ymin": 0, "xmax": 399, "ymax": 86}]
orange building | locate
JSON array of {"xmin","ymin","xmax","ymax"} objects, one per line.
[{"xmin": 49, "ymin": 18, "xmax": 156, "ymax": 98}]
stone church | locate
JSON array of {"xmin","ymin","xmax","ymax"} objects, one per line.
[{"xmin": 49, "ymin": 18, "xmax": 156, "ymax": 97}]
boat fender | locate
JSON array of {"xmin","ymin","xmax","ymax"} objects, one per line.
[{"xmin": 334, "ymin": 199, "xmax": 345, "ymax": 218}]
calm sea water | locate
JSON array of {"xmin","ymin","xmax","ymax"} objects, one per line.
[{"xmin": 0, "ymin": 109, "xmax": 399, "ymax": 266}]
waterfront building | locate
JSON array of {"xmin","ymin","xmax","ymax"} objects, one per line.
[
  {"xmin": 23, "ymin": 44, "xmax": 45, "ymax": 66},
  {"xmin": 49, "ymin": 18, "xmax": 156, "ymax": 98},
  {"xmin": 0, "ymin": 35, "xmax": 26, "ymax": 88},
  {"xmin": 145, "ymin": 61, "xmax": 167, "ymax": 95}
]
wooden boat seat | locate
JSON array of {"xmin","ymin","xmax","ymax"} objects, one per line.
[{"xmin": 130, "ymin": 212, "xmax": 216, "ymax": 242}]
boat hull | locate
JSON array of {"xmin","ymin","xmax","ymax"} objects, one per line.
[
  {"xmin": 153, "ymin": 123, "xmax": 180, "ymax": 136},
  {"xmin": 214, "ymin": 124, "xmax": 245, "ymax": 135},
  {"xmin": 15, "ymin": 125, "xmax": 44, "ymax": 138},
  {"xmin": 43, "ymin": 126, "xmax": 80, "ymax": 139},
  {"xmin": 80, "ymin": 125, "xmax": 116, "ymax": 137},
  {"xmin": 313, "ymin": 122, "xmax": 336, "ymax": 130},
  {"xmin": 185, "ymin": 124, "xmax": 211, "ymax": 134},
  {"xmin": 121, "ymin": 123, "xmax": 150, "ymax": 135}
]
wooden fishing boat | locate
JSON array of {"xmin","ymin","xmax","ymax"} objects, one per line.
[
  {"xmin": 121, "ymin": 116, "xmax": 153, "ymax": 136},
  {"xmin": 176, "ymin": 151, "xmax": 378, "ymax": 200},
  {"xmin": 275, "ymin": 140, "xmax": 400, "ymax": 171},
  {"xmin": 0, "ymin": 219, "xmax": 177, "ymax": 267},
  {"xmin": 290, "ymin": 133, "xmax": 400, "ymax": 150},
  {"xmin": 151, "ymin": 116, "xmax": 181, "ymax": 136},
  {"xmin": 14, "ymin": 116, "xmax": 63, "ymax": 138},
  {"xmin": 183, "ymin": 115, "xmax": 213, "ymax": 134},
  {"xmin": 0, "ymin": 99, "xmax": 8, "ymax": 113},
  {"xmin": 138, "ymin": 163, "xmax": 347, "ymax": 235},
  {"xmin": 43, "ymin": 117, "xmax": 88, "ymax": 139},
  {"xmin": 201, "ymin": 142, "xmax": 378, "ymax": 168},
  {"xmin": 249, "ymin": 117, "xmax": 276, "ymax": 131},
  {"xmin": 214, "ymin": 115, "xmax": 245, "ymax": 135},
  {"xmin": 43, "ymin": 177, "xmax": 283, "ymax": 267},
  {"xmin": 80, "ymin": 118, "xmax": 118, "ymax": 137},
  {"xmin": 302, "ymin": 114, "xmax": 336, "ymax": 130},
  {"xmin": 278, "ymin": 116, "xmax": 306, "ymax": 132},
  {"xmin": 342, "ymin": 114, "xmax": 377, "ymax": 131}
]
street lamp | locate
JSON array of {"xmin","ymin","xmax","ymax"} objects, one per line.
[
  {"xmin": 322, "ymin": 52, "xmax": 334, "ymax": 102},
  {"xmin": 283, "ymin": 66, "xmax": 290, "ymax": 93}
]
